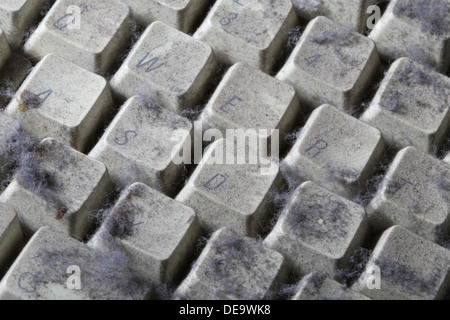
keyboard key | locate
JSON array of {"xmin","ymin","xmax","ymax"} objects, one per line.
[
  {"xmin": 127, "ymin": 0, "xmax": 210, "ymax": 33},
  {"xmin": 264, "ymin": 182, "xmax": 368, "ymax": 275},
  {"xmin": 283, "ymin": 104, "xmax": 384, "ymax": 198},
  {"xmin": 361, "ymin": 58, "xmax": 450, "ymax": 153},
  {"xmin": 89, "ymin": 182, "xmax": 200, "ymax": 284},
  {"xmin": 175, "ymin": 138, "xmax": 280, "ymax": 236},
  {"xmin": 0, "ymin": 0, "xmax": 48, "ymax": 48},
  {"xmin": 4, "ymin": 54, "xmax": 113, "ymax": 153},
  {"xmin": 0, "ymin": 28, "xmax": 11, "ymax": 70},
  {"xmin": 277, "ymin": 16, "xmax": 380, "ymax": 110},
  {"xmin": 292, "ymin": 273, "xmax": 370, "ymax": 300},
  {"xmin": 366, "ymin": 147, "xmax": 450, "ymax": 242},
  {"xmin": 89, "ymin": 96, "xmax": 192, "ymax": 194},
  {"xmin": 200, "ymin": 62, "xmax": 301, "ymax": 149},
  {"xmin": 352, "ymin": 226, "xmax": 450, "ymax": 300},
  {"xmin": 110, "ymin": 21, "xmax": 217, "ymax": 112},
  {"xmin": 292, "ymin": 0, "xmax": 377, "ymax": 33},
  {"xmin": 368, "ymin": 0, "xmax": 450, "ymax": 72},
  {"xmin": 174, "ymin": 227, "xmax": 287, "ymax": 300},
  {"xmin": 0, "ymin": 138, "xmax": 112, "ymax": 239},
  {"xmin": 0, "ymin": 203, "xmax": 23, "ymax": 272},
  {"xmin": 0, "ymin": 227, "xmax": 152, "ymax": 299},
  {"xmin": 193, "ymin": 0, "xmax": 299, "ymax": 73},
  {"xmin": 88, "ymin": 96, "xmax": 191, "ymax": 193},
  {"xmin": 24, "ymin": 0, "xmax": 132, "ymax": 74}
]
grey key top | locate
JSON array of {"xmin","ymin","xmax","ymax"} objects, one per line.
[
  {"xmin": 0, "ymin": 0, "xmax": 48, "ymax": 48},
  {"xmin": 366, "ymin": 146, "xmax": 450, "ymax": 242},
  {"xmin": 277, "ymin": 16, "xmax": 380, "ymax": 110},
  {"xmin": 4, "ymin": 54, "xmax": 113, "ymax": 153},
  {"xmin": 264, "ymin": 181, "xmax": 368, "ymax": 275},
  {"xmin": 0, "ymin": 226, "xmax": 152, "ymax": 299},
  {"xmin": 368, "ymin": 0, "xmax": 450, "ymax": 72},
  {"xmin": 200, "ymin": 62, "xmax": 301, "ymax": 152},
  {"xmin": 292, "ymin": 273, "xmax": 370, "ymax": 300},
  {"xmin": 0, "ymin": 138, "xmax": 113, "ymax": 239},
  {"xmin": 24, "ymin": 0, "xmax": 132, "ymax": 74},
  {"xmin": 292, "ymin": 0, "xmax": 378, "ymax": 33},
  {"xmin": 127, "ymin": 0, "xmax": 211, "ymax": 33},
  {"xmin": 352, "ymin": 226, "xmax": 450, "ymax": 300},
  {"xmin": 194, "ymin": 0, "xmax": 299, "ymax": 73},
  {"xmin": 175, "ymin": 138, "xmax": 281, "ymax": 236},
  {"xmin": 174, "ymin": 227, "xmax": 287, "ymax": 300},
  {"xmin": 89, "ymin": 182, "xmax": 200, "ymax": 285},
  {"xmin": 89, "ymin": 96, "xmax": 192, "ymax": 195},
  {"xmin": 283, "ymin": 104, "xmax": 385, "ymax": 199},
  {"xmin": 360, "ymin": 57, "xmax": 450, "ymax": 153},
  {"xmin": 110, "ymin": 21, "xmax": 217, "ymax": 112}
]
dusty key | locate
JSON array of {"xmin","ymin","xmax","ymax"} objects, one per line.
[
  {"xmin": 277, "ymin": 16, "xmax": 380, "ymax": 110},
  {"xmin": 0, "ymin": 0, "xmax": 48, "ymax": 48},
  {"xmin": 200, "ymin": 62, "xmax": 301, "ymax": 148},
  {"xmin": 0, "ymin": 138, "xmax": 112, "ymax": 239},
  {"xmin": 368, "ymin": 0, "xmax": 450, "ymax": 72},
  {"xmin": 366, "ymin": 147, "xmax": 450, "ymax": 242},
  {"xmin": 0, "ymin": 203, "xmax": 23, "ymax": 272},
  {"xmin": 110, "ymin": 21, "xmax": 217, "ymax": 112},
  {"xmin": 174, "ymin": 227, "xmax": 287, "ymax": 300},
  {"xmin": 175, "ymin": 138, "xmax": 280, "ymax": 236},
  {"xmin": 0, "ymin": 227, "xmax": 152, "ymax": 299},
  {"xmin": 264, "ymin": 182, "xmax": 368, "ymax": 275},
  {"xmin": 24, "ymin": 0, "xmax": 132, "ymax": 74},
  {"xmin": 292, "ymin": 273, "xmax": 370, "ymax": 300},
  {"xmin": 361, "ymin": 58, "xmax": 450, "ymax": 153},
  {"xmin": 352, "ymin": 226, "xmax": 450, "ymax": 300},
  {"xmin": 292, "ymin": 0, "xmax": 377, "ymax": 33},
  {"xmin": 89, "ymin": 96, "xmax": 192, "ymax": 194},
  {"xmin": 283, "ymin": 104, "xmax": 384, "ymax": 199},
  {"xmin": 4, "ymin": 54, "xmax": 113, "ymax": 153},
  {"xmin": 193, "ymin": 0, "xmax": 298, "ymax": 73},
  {"xmin": 0, "ymin": 29, "xmax": 11, "ymax": 70},
  {"xmin": 127, "ymin": 0, "xmax": 210, "ymax": 33},
  {"xmin": 89, "ymin": 182, "xmax": 200, "ymax": 284}
]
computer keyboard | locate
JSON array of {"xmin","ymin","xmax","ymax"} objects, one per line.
[{"xmin": 0, "ymin": 0, "xmax": 449, "ymax": 301}]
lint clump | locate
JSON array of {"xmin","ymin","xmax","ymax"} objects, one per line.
[
  {"xmin": 394, "ymin": 0, "xmax": 450, "ymax": 37},
  {"xmin": 0, "ymin": 118, "xmax": 57, "ymax": 206}
]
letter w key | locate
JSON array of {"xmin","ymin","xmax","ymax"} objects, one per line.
[{"xmin": 137, "ymin": 53, "xmax": 167, "ymax": 72}]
